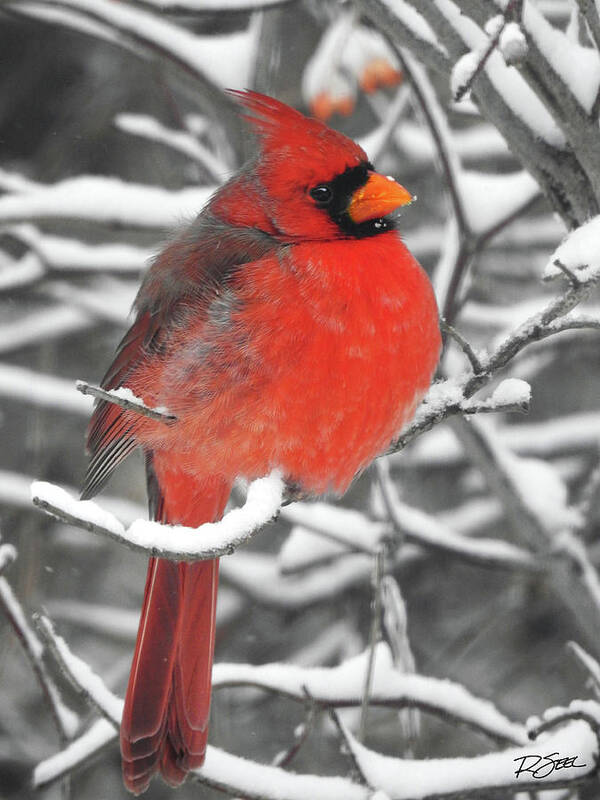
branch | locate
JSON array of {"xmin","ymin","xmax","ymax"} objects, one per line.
[
  {"xmin": 75, "ymin": 380, "xmax": 177, "ymax": 423},
  {"xmin": 0, "ymin": 573, "xmax": 78, "ymax": 741},
  {"xmin": 391, "ymin": 264, "xmax": 600, "ymax": 454},
  {"xmin": 31, "ymin": 471, "xmax": 284, "ymax": 560},
  {"xmin": 35, "ymin": 614, "xmax": 123, "ymax": 725}
]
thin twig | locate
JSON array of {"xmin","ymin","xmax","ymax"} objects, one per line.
[
  {"xmin": 453, "ymin": 0, "xmax": 523, "ymax": 103},
  {"xmin": 439, "ymin": 317, "xmax": 484, "ymax": 374},
  {"xmin": 76, "ymin": 380, "xmax": 176, "ymax": 423},
  {"xmin": 359, "ymin": 547, "xmax": 385, "ymax": 742},
  {"xmin": 0, "ymin": 576, "xmax": 78, "ymax": 741}
]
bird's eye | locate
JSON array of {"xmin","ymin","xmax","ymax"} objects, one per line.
[{"xmin": 310, "ymin": 184, "xmax": 333, "ymax": 204}]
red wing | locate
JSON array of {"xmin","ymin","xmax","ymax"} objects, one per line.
[
  {"xmin": 81, "ymin": 214, "xmax": 278, "ymax": 500},
  {"xmin": 81, "ymin": 311, "xmax": 162, "ymax": 499}
]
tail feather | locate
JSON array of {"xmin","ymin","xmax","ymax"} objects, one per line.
[{"xmin": 120, "ymin": 463, "xmax": 230, "ymax": 794}]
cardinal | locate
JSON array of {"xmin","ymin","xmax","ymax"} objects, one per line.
[{"xmin": 82, "ymin": 91, "xmax": 440, "ymax": 793}]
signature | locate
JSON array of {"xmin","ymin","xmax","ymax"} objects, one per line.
[{"xmin": 514, "ymin": 752, "xmax": 587, "ymax": 779}]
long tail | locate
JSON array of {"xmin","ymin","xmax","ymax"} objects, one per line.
[{"xmin": 120, "ymin": 456, "xmax": 231, "ymax": 794}]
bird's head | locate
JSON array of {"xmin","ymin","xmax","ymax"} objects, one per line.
[{"xmin": 214, "ymin": 90, "xmax": 413, "ymax": 241}]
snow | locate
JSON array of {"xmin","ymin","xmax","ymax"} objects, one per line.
[
  {"xmin": 32, "ymin": 472, "xmax": 285, "ymax": 560},
  {"xmin": 456, "ymin": 169, "xmax": 540, "ymax": 235},
  {"xmin": 383, "ymin": 492, "xmax": 537, "ymax": 570},
  {"xmin": 473, "ymin": 419, "xmax": 579, "ymax": 533},
  {"xmin": 214, "ymin": 643, "xmax": 525, "ymax": 744},
  {"xmin": 544, "ymin": 216, "xmax": 600, "ymax": 279},
  {"xmin": 221, "ymin": 550, "xmax": 376, "ymax": 609},
  {"xmin": 281, "ymin": 502, "xmax": 387, "ymax": 553},
  {"xmin": 0, "ymin": 305, "xmax": 92, "ymax": 354},
  {"xmin": 343, "ymin": 717, "xmax": 596, "ymax": 797},
  {"xmin": 197, "ymin": 745, "xmax": 369, "ymax": 800},
  {"xmin": 436, "ymin": 0, "xmax": 566, "ymax": 146},
  {"xmin": 126, "ymin": 471, "xmax": 284, "ymax": 557},
  {"xmin": 81, "ymin": 383, "xmax": 174, "ymax": 419},
  {"xmin": 136, "ymin": 0, "xmax": 293, "ymax": 8},
  {"xmin": 44, "ymin": 278, "xmax": 135, "ymax": 325},
  {"xmin": 31, "ymin": 482, "xmax": 127, "ymax": 538},
  {"xmin": 499, "ymin": 22, "xmax": 528, "ymax": 65},
  {"xmin": 279, "ymin": 526, "xmax": 352, "ymax": 574},
  {"xmin": 0, "ymin": 543, "xmax": 17, "ymax": 573},
  {"xmin": 451, "ymin": 51, "xmax": 480, "ymax": 101},
  {"xmin": 0, "ymin": 363, "xmax": 93, "ymax": 415},
  {"xmin": 523, "ymin": 1, "xmax": 600, "ymax": 112},
  {"xmin": 33, "ymin": 718, "xmax": 117, "ymax": 788},
  {"xmin": 409, "ymin": 379, "xmax": 464, "ymax": 429},
  {"xmin": 489, "ymin": 378, "xmax": 531, "ymax": 409},
  {"xmin": 114, "ymin": 113, "xmax": 229, "ymax": 180},
  {"xmin": 9, "ymin": 224, "xmax": 151, "ymax": 273},
  {"xmin": 383, "ymin": 0, "xmax": 447, "ymax": 55},
  {"xmin": 406, "ymin": 410, "xmax": 600, "ymax": 468},
  {"xmin": 41, "ymin": 616, "xmax": 123, "ymax": 723},
  {"xmin": 0, "ymin": 174, "xmax": 214, "ymax": 229},
  {"xmin": 0, "ymin": 576, "xmax": 79, "ymax": 738},
  {"xmin": 0, "ymin": 251, "xmax": 45, "ymax": 291}
]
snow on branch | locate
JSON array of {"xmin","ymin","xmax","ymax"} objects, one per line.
[
  {"xmin": 114, "ymin": 113, "xmax": 230, "ymax": 180},
  {"xmin": 31, "ymin": 471, "xmax": 285, "ymax": 560},
  {"xmin": 217, "ymin": 643, "xmax": 526, "ymax": 744},
  {"xmin": 36, "ymin": 614, "xmax": 123, "ymax": 725},
  {"xmin": 335, "ymin": 712, "xmax": 599, "ymax": 799},
  {"xmin": 0, "ymin": 571, "xmax": 79, "ymax": 741},
  {"xmin": 75, "ymin": 381, "xmax": 176, "ymax": 423},
  {"xmin": 6, "ymin": 224, "xmax": 151, "ymax": 275},
  {"xmin": 0, "ymin": 174, "xmax": 214, "ymax": 229},
  {"xmin": 8, "ymin": 0, "xmax": 259, "ymax": 91},
  {"xmin": 391, "ymin": 262, "xmax": 600, "ymax": 454}
]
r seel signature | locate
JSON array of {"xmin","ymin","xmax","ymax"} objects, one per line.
[{"xmin": 514, "ymin": 752, "xmax": 587, "ymax": 779}]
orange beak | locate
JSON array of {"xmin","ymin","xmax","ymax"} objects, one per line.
[{"xmin": 347, "ymin": 172, "xmax": 413, "ymax": 224}]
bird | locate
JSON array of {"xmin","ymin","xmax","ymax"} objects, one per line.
[{"xmin": 81, "ymin": 90, "xmax": 441, "ymax": 794}]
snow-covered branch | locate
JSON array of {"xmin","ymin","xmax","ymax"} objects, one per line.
[
  {"xmin": 391, "ymin": 261, "xmax": 600, "ymax": 454},
  {"xmin": 31, "ymin": 471, "xmax": 285, "ymax": 560},
  {"xmin": 0, "ymin": 569, "xmax": 78, "ymax": 741}
]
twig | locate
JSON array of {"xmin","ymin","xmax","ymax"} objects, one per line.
[
  {"xmin": 567, "ymin": 641, "xmax": 600, "ymax": 698},
  {"xmin": 328, "ymin": 708, "xmax": 372, "ymax": 788},
  {"xmin": 359, "ymin": 547, "xmax": 385, "ymax": 742},
  {"xmin": 390, "ymin": 266, "xmax": 600, "ymax": 454},
  {"xmin": 553, "ymin": 258, "xmax": 582, "ymax": 287},
  {"xmin": 453, "ymin": 0, "xmax": 523, "ymax": 103},
  {"xmin": 439, "ymin": 317, "xmax": 484, "ymax": 373},
  {"xmin": 35, "ymin": 613, "xmax": 123, "ymax": 725},
  {"xmin": 376, "ymin": 458, "xmax": 538, "ymax": 571},
  {"xmin": 0, "ymin": 575, "xmax": 78, "ymax": 741},
  {"xmin": 272, "ymin": 687, "xmax": 319, "ymax": 768},
  {"xmin": 76, "ymin": 380, "xmax": 177, "ymax": 423}
]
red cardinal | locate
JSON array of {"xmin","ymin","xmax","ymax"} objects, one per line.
[{"xmin": 82, "ymin": 91, "xmax": 440, "ymax": 793}]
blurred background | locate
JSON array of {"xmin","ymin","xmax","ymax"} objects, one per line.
[{"xmin": 1, "ymin": 1, "xmax": 599, "ymax": 799}]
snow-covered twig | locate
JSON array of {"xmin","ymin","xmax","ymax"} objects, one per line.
[
  {"xmin": 35, "ymin": 614, "xmax": 123, "ymax": 725},
  {"xmin": 376, "ymin": 458, "xmax": 539, "ymax": 572},
  {"xmin": 75, "ymin": 380, "xmax": 177, "ymax": 423},
  {"xmin": 31, "ymin": 471, "xmax": 285, "ymax": 560},
  {"xmin": 0, "ymin": 574, "xmax": 78, "ymax": 741},
  {"xmin": 568, "ymin": 641, "xmax": 600, "ymax": 698},
  {"xmin": 392, "ymin": 264, "xmax": 600, "ymax": 454}
]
